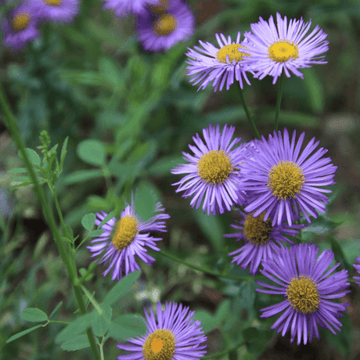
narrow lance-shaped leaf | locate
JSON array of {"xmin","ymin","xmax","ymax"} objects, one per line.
[
  {"xmin": 102, "ymin": 270, "xmax": 141, "ymax": 306},
  {"xmin": 6, "ymin": 325, "xmax": 43, "ymax": 344}
]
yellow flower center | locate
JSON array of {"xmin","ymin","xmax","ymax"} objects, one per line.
[
  {"xmin": 268, "ymin": 40, "xmax": 299, "ymax": 62},
  {"xmin": 268, "ymin": 161, "xmax": 305, "ymax": 200},
  {"xmin": 216, "ymin": 43, "xmax": 251, "ymax": 63},
  {"xmin": 244, "ymin": 212, "xmax": 273, "ymax": 246},
  {"xmin": 153, "ymin": 14, "xmax": 177, "ymax": 36},
  {"xmin": 12, "ymin": 13, "xmax": 30, "ymax": 32},
  {"xmin": 142, "ymin": 329, "xmax": 176, "ymax": 360},
  {"xmin": 43, "ymin": 0, "xmax": 62, "ymax": 5},
  {"xmin": 149, "ymin": 0, "xmax": 169, "ymax": 14},
  {"xmin": 286, "ymin": 276, "xmax": 320, "ymax": 314},
  {"xmin": 197, "ymin": 150, "xmax": 233, "ymax": 184},
  {"xmin": 111, "ymin": 215, "xmax": 138, "ymax": 251}
]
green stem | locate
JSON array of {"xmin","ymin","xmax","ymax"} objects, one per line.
[
  {"xmin": 0, "ymin": 83, "xmax": 100, "ymax": 360},
  {"xmin": 49, "ymin": 320, "xmax": 71, "ymax": 325},
  {"xmin": 80, "ymin": 285, "xmax": 104, "ymax": 315},
  {"xmin": 274, "ymin": 72, "xmax": 285, "ymax": 131},
  {"xmin": 238, "ymin": 85, "xmax": 261, "ymax": 140},
  {"xmin": 202, "ymin": 340, "xmax": 245, "ymax": 359},
  {"xmin": 157, "ymin": 250, "xmax": 262, "ymax": 281},
  {"xmin": 99, "ymin": 337, "xmax": 105, "ymax": 360}
]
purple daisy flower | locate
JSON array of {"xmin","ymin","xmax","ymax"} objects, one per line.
[
  {"xmin": 353, "ymin": 255, "xmax": 360, "ymax": 286},
  {"xmin": 1, "ymin": 2, "xmax": 40, "ymax": 51},
  {"xmin": 186, "ymin": 31, "xmax": 254, "ymax": 92},
  {"xmin": 256, "ymin": 243, "xmax": 350, "ymax": 345},
  {"xmin": 136, "ymin": 0, "xmax": 195, "ymax": 52},
  {"xmin": 117, "ymin": 301, "xmax": 207, "ymax": 360},
  {"xmin": 241, "ymin": 12, "xmax": 329, "ymax": 84},
  {"xmin": 102, "ymin": 0, "xmax": 159, "ymax": 17},
  {"xmin": 241, "ymin": 128, "xmax": 337, "ymax": 226},
  {"xmin": 87, "ymin": 199, "xmax": 170, "ymax": 281},
  {"xmin": 224, "ymin": 210, "xmax": 305, "ymax": 276},
  {"xmin": 171, "ymin": 124, "xmax": 249, "ymax": 216},
  {"xmin": 25, "ymin": 0, "xmax": 79, "ymax": 24}
]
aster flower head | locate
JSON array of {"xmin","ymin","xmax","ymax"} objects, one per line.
[
  {"xmin": 241, "ymin": 12, "xmax": 329, "ymax": 84},
  {"xmin": 102, "ymin": 0, "xmax": 159, "ymax": 17},
  {"xmin": 26, "ymin": 0, "xmax": 80, "ymax": 24},
  {"xmin": 224, "ymin": 209, "xmax": 305, "ymax": 275},
  {"xmin": 87, "ymin": 198, "xmax": 170, "ymax": 281},
  {"xmin": 186, "ymin": 31, "xmax": 254, "ymax": 92},
  {"xmin": 353, "ymin": 255, "xmax": 360, "ymax": 286},
  {"xmin": 171, "ymin": 124, "xmax": 249, "ymax": 216},
  {"xmin": 136, "ymin": 0, "xmax": 195, "ymax": 52},
  {"xmin": 256, "ymin": 243, "xmax": 350, "ymax": 345},
  {"xmin": 117, "ymin": 300, "xmax": 208, "ymax": 360},
  {"xmin": 1, "ymin": 2, "xmax": 40, "ymax": 51},
  {"xmin": 241, "ymin": 128, "xmax": 337, "ymax": 226}
]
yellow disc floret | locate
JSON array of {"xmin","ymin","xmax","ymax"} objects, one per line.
[
  {"xmin": 216, "ymin": 44, "xmax": 250, "ymax": 63},
  {"xmin": 142, "ymin": 329, "xmax": 176, "ymax": 360},
  {"xmin": 197, "ymin": 150, "xmax": 233, "ymax": 184},
  {"xmin": 268, "ymin": 160, "xmax": 305, "ymax": 200},
  {"xmin": 43, "ymin": 0, "xmax": 62, "ymax": 5},
  {"xmin": 286, "ymin": 276, "xmax": 320, "ymax": 314},
  {"xmin": 150, "ymin": 0, "xmax": 169, "ymax": 14},
  {"xmin": 111, "ymin": 215, "xmax": 138, "ymax": 251},
  {"xmin": 244, "ymin": 212, "xmax": 273, "ymax": 246},
  {"xmin": 12, "ymin": 13, "xmax": 30, "ymax": 32},
  {"xmin": 268, "ymin": 40, "xmax": 299, "ymax": 62},
  {"xmin": 153, "ymin": 14, "xmax": 177, "ymax": 36}
]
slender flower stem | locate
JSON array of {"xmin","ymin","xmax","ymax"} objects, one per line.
[
  {"xmin": 274, "ymin": 72, "xmax": 285, "ymax": 131},
  {"xmin": 202, "ymin": 340, "xmax": 245, "ymax": 359},
  {"xmin": 0, "ymin": 83, "xmax": 100, "ymax": 360},
  {"xmin": 157, "ymin": 249, "xmax": 262, "ymax": 281},
  {"xmin": 238, "ymin": 85, "xmax": 261, "ymax": 140}
]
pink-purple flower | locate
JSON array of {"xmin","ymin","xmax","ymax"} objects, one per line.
[{"xmin": 256, "ymin": 243, "xmax": 350, "ymax": 345}]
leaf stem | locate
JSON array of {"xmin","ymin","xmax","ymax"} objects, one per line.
[
  {"xmin": 202, "ymin": 340, "xmax": 245, "ymax": 359},
  {"xmin": 0, "ymin": 82, "xmax": 100, "ymax": 360},
  {"xmin": 274, "ymin": 72, "xmax": 285, "ymax": 131},
  {"xmin": 238, "ymin": 85, "xmax": 261, "ymax": 140},
  {"xmin": 156, "ymin": 249, "xmax": 262, "ymax": 281}
]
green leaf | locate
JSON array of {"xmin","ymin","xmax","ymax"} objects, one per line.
[
  {"xmin": 64, "ymin": 224, "xmax": 74, "ymax": 240},
  {"xmin": 242, "ymin": 327, "xmax": 260, "ymax": 343},
  {"xmin": 18, "ymin": 148, "xmax": 41, "ymax": 166},
  {"xmin": 8, "ymin": 167, "xmax": 40, "ymax": 174},
  {"xmin": 98, "ymin": 210, "xmax": 116, "ymax": 228},
  {"xmin": 229, "ymin": 350, "xmax": 238, "ymax": 360},
  {"xmin": 55, "ymin": 313, "xmax": 93, "ymax": 344},
  {"xmin": 134, "ymin": 181, "xmax": 162, "ymax": 221},
  {"xmin": 193, "ymin": 310, "xmax": 217, "ymax": 333},
  {"xmin": 81, "ymin": 213, "xmax": 96, "ymax": 231},
  {"xmin": 329, "ymin": 236, "xmax": 352, "ymax": 272},
  {"xmin": 60, "ymin": 334, "xmax": 90, "ymax": 351},
  {"xmin": 91, "ymin": 304, "xmax": 112, "ymax": 337},
  {"xmin": 340, "ymin": 239, "xmax": 360, "ymax": 265},
  {"xmin": 99, "ymin": 57, "xmax": 123, "ymax": 89},
  {"xmin": 6, "ymin": 325, "xmax": 43, "ymax": 343},
  {"xmin": 193, "ymin": 207, "xmax": 225, "ymax": 253},
  {"xmin": 49, "ymin": 302, "xmax": 63, "ymax": 319},
  {"xmin": 77, "ymin": 139, "xmax": 106, "ymax": 167},
  {"xmin": 20, "ymin": 308, "xmax": 48, "ymax": 322},
  {"xmin": 103, "ymin": 270, "xmax": 141, "ymax": 306},
  {"xmin": 87, "ymin": 229, "xmax": 105, "ymax": 237},
  {"xmin": 107, "ymin": 314, "xmax": 147, "ymax": 341},
  {"xmin": 61, "ymin": 237, "xmax": 72, "ymax": 243},
  {"xmin": 59, "ymin": 136, "xmax": 69, "ymax": 170},
  {"xmin": 63, "ymin": 169, "xmax": 103, "ymax": 185},
  {"xmin": 301, "ymin": 214, "xmax": 339, "ymax": 241},
  {"xmin": 147, "ymin": 156, "xmax": 184, "ymax": 176},
  {"xmin": 238, "ymin": 281, "xmax": 255, "ymax": 311},
  {"xmin": 303, "ymin": 68, "xmax": 324, "ymax": 114},
  {"xmin": 215, "ymin": 299, "xmax": 231, "ymax": 323}
]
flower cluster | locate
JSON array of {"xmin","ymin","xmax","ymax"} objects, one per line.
[
  {"xmin": 1, "ymin": 0, "xmax": 80, "ymax": 50},
  {"xmin": 103, "ymin": 0, "xmax": 195, "ymax": 52},
  {"xmin": 1, "ymin": 0, "xmax": 195, "ymax": 52}
]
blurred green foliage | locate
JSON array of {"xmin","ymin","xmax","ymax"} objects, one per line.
[{"xmin": 1, "ymin": 0, "xmax": 360, "ymax": 359}]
